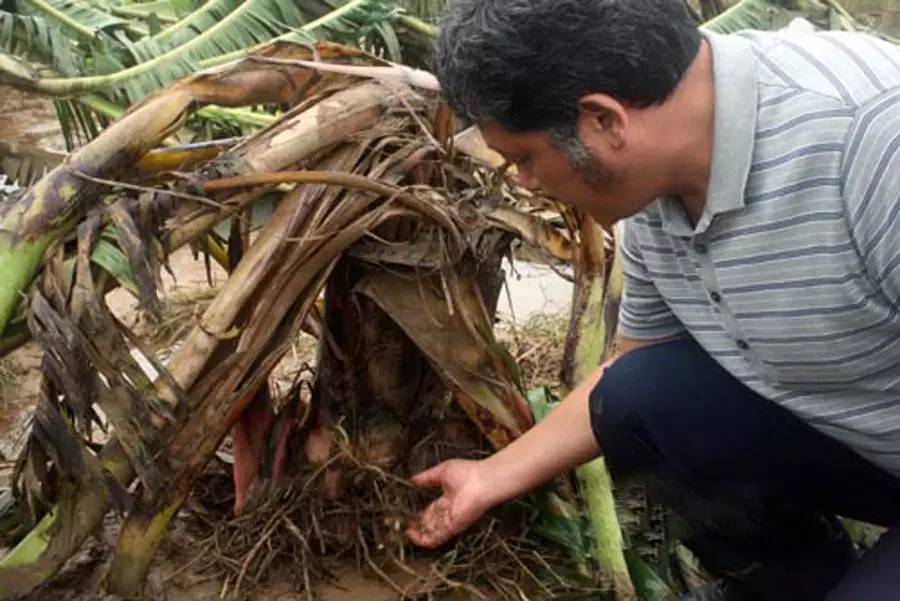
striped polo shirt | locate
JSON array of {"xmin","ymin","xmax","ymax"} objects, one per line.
[{"xmin": 619, "ymin": 30, "xmax": 900, "ymax": 477}]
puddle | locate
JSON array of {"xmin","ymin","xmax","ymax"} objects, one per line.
[{"xmin": 499, "ymin": 259, "xmax": 572, "ymax": 321}]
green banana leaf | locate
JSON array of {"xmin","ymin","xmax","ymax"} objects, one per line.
[
  {"xmin": 0, "ymin": 0, "xmax": 400, "ymax": 105},
  {"xmin": 626, "ymin": 552, "xmax": 678, "ymax": 601},
  {"xmin": 703, "ymin": 0, "xmax": 833, "ymax": 33},
  {"xmin": 17, "ymin": 0, "xmax": 130, "ymax": 39},
  {"xmin": 0, "ymin": 9, "xmax": 82, "ymax": 74}
]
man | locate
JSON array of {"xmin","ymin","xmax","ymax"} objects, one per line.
[{"xmin": 404, "ymin": 0, "xmax": 900, "ymax": 599}]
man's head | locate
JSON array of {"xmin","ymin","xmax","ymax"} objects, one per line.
[{"xmin": 435, "ymin": 0, "xmax": 702, "ymax": 222}]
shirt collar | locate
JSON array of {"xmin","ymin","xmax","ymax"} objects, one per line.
[{"xmin": 660, "ymin": 31, "xmax": 759, "ymax": 238}]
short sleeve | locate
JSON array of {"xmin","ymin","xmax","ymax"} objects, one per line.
[
  {"xmin": 616, "ymin": 219, "xmax": 686, "ymax": 340},
  {"xmin": 841, "ymin": 89, "xmax": 900, "ymax": 305}
]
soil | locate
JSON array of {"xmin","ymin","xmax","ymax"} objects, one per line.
[
  {"xmin": 0, "ymin": 85, "xmax": 66, "ymax": 186},
  {"xmin": 0, "ymin": 86, "xmax": 65, "ymax": 153}
]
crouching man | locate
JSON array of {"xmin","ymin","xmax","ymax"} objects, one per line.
[{"xmin": 406, "ymin": 1, "xmax": 900, "ymax": 599}]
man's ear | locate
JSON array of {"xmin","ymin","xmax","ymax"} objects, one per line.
[{"xmin": 577, "ymin": 94, "xmax": 628, "ymax": 150}]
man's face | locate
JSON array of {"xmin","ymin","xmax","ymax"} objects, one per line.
[{"xmin": 480, "ymin": 119, "xmax": 656, "ymax": 225}]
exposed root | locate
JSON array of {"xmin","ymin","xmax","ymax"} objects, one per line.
[{"xmin": 168, "ymin": 424, "xmax": 600, "ymax": 600}]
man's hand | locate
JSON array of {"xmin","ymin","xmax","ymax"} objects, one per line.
[
  {"xmin": 406, "ymin": 459, "xmax": 496, "ymax": 548},
  {"xmin": 405, "ymin": 335, "xmax": 677, "ymax": 548}
]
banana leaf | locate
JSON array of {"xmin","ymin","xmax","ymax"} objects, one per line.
[
  {"xmin": 17, "ymin": 0, "xmax": 130, "ymax": 39},
  {"xmin": 0, "ymin": 45, "xmax": 432, "ymax": 599},
  {"xmin": 0, "ymin": 0, "xmax": 400, "ymax": 104},
  {"xmin": 0, "ymin": 9, "xmax": 81, "ymax": 75},
  {"xmin": 703, "ymin": 0, "xmax": 833, "ymax": 32}
]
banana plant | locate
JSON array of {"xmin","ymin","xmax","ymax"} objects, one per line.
[
  {"xmin": 703, "ymin": 0, "xmax": 836, "ymax": 32},
  {"xmin": 0, "ymin": 0, "xmax": 406, "ymax": 149},
  {"xmin": 0, "ymin": 44, "xmax": 420, "ymax": 599},
  {"xmin": 2, "ymin": 0, "xmax": 401, "ymax": 99},
  {"xmin": 0, "ymin": 2, "xmax": 879, "ymax": 600}
]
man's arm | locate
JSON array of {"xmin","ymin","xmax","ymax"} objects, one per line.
[
  {"xmin": 406, "ymin": 334, "xmax": 676, "ymax": 548},
  {"xmin": 407, "ymin": 220, "xmax": 683, "ymax": 548},
  {"xmin": 478, "ymin": 334, "xmax": 678, "ymax": 504}
]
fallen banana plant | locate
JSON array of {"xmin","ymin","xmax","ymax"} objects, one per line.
[{"xmin": 0, "ymin": 40, "xmax": 605, "ymax": 599}]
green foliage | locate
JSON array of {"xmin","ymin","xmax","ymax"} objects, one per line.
[
  {"xmin": 138, "ymin": 0, "xmax": 237, "ymax": 49},
  {"xmin": 90, "ymin": 234, "xmax": 140, "ymax": 297},
  {"xmin": 0, "ymin": 0, "xmax": 409, "ymax": 147},
  {"xmin": 526, "ymin": 385, "xmax": 559, "ymax": 423},
  {"xmin": 527, "ymin": 385, "xmax": 681, "ymax": 600},
  {"xmin": 626, "ymin": 552, "xmax": 678, "ymax": 601},
  {"xmin": 526, "ymin": 387, "xmax": 592, "ymax": 571},
  {"xmin": 17, "ymin": 0, "xmax": 128, "ymax": 39},
  {"xmin": 400, "ymin": 0, "xmax": 443, "ymax": 23},
  {"xmin": 703, "ymin": 0, "xmax": 832, "ymax": 33},
  {"xmin": 326, "ymin": 0, "xmax": 404, "ymax": 60},
  {"xmin": 1, "ymin": 0, "xmax": 408, "ymax": 127},
  {"xmin": 0, "ymin": 0, "xmax": 462, "ymax": 148},
  {"xmin": 186, "ymin": 105, "xmax": 276, "ymax": 139},
  {"xmin": 532, "ymin": 511, "xmax": 590, "ymax": 562},
  {"xmin": 0, "ymin": 9, "xmax": 82, "ymax": 74},
  {"xmin": 90, "ymin": 0, "xmax": 400, "ymax": 105},
  {"xmin": 53, "ymin": 96, "xmax": 111, "ymax": 148}
]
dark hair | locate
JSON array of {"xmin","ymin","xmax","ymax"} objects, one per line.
[{"xmin": 435, "ymin": 0, "xmax": 702, "ymax": 132}]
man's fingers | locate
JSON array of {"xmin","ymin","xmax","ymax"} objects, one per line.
[
  {"xmin": 410, "ymin": 463, "xmax": 445, "ymax": 488},
  {"xmin": 406, "ymin": 512, "xmax": 439, "ymax": 548},
  {"xmin": 406, "ymin": 498, "xmax": 454, "ymax": 548},
  {"xmin": 405, "ymin": 522, "xmax": 437, "ymax": 548}
]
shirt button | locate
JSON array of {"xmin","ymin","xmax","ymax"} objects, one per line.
[
  {"xmin": 694, "ymin": 243, "xmax": 708, "ymax": 254},
  {"xmin": 736, "ymin": 339, "xmax": 749, "ymax": 350},
  {"xmin": 710, "ymin": 291, "xmax": 722, "ymax": 303}
]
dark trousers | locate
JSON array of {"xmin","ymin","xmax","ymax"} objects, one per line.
[{"xmin": 590, "ymin": 339, "xmax": 900, "ymax": 600}]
